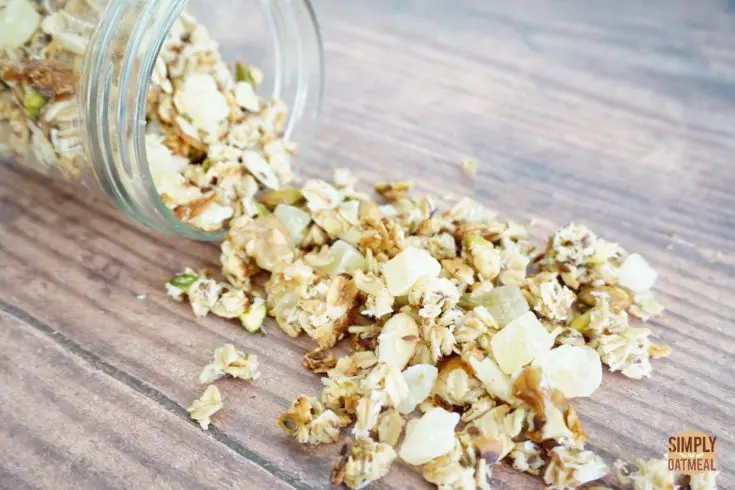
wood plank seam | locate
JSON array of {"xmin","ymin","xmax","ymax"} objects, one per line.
[
  {"xmin": 0, "ymin": 235, "xmax": 317, "ymax": 394},
  {"xmin": 0, "ymin": 299, "xmax": 316, "ymax": 490}
]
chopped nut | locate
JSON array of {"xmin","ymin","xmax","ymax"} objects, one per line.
[
  {"xmin": 375, "ymin": 181, "xmax": 412, "ymax": 201},
  {"xmin": 258, "ymin": 187, "xmax": 305, "ymax": 208},
  {"xmin": 23, "ymin": 89, "xmax": 46, "ymax": 118},
  {"xmin": 376, "ymin": 410, "xmax": 405, "ymax": 447},
  {"xmin": 629, "ymin": 291, "xmax": 665, "ymax": 321},
  {"xmin": 578, "ymin": 285, "xmax": 631, "ymax": 313},
  {"xmin": 168, "ymin": 272, "xmax": 199, "ymax": 290},
  {"xmin": 303, "ymin": 347, "xmax": 337, "ymax": 374},
  {"xmin": 377, "ymin": 313, "xmax": 419, "ymax": 370},
  {"xmin": 234, "ymin": 61, "xmax": 256, "ymax": 85},
  {"xmin": 510, "ymin": 441, "xmax": 545, "ymax": 476}
]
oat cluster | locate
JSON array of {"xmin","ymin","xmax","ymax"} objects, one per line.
[{"xmin": 187, "ymin": 343, "xmax": 261, "ymax": 431}]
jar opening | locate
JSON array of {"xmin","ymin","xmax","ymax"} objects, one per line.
[{"xmin": 84, "ymin": 0, "xmax": 323, "ymax": 240}]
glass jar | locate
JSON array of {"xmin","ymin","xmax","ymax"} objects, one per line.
[{"xmin": 0, "ymin": 0, "xmax": 323, "ymax": 240}]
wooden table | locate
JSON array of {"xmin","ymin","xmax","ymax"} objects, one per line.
[{"xmin": 1, "ymin": 1, "xmax": 734, "ymax": 488}]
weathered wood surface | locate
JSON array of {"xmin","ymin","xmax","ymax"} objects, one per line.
[{"xmin": 1, "ymin": 0, "xmax": 734, "ymax": 488}]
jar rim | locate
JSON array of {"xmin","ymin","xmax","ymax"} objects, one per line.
[{"xmin": 83, "ymin": 0, "xmax": 324, "ymax": 240}]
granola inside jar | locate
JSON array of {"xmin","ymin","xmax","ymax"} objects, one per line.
[{"xmin": 0, "ymin": 0, "xmax": 323, "ymax": 238}]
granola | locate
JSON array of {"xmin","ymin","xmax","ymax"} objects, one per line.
[
  {"xmin": 165, "ymin": 166, "xmax": 672, "ymax": 488},
  {"xmin": 188, "ymin": 384, "xmax": 223, "ymax": 430},
  {"xmin": 331, "ymin": 437, "xmax": 397, "ymax": 489},
  {"xmin": 614, "ymin": 458, "xmax": 676, "ymax": 490},
  {"xmin": 199, "ymin": 343, "xmax": 260, "ymax": 384},
  {"xmin": 1, "ymin": 4, "xmax": 294, "ymax": 232},
  {"xmin": 376, "ymin": 409, "xmax": 405, "ymax": 447},
  {"xmin": 3, "ymin": 4, "xmax": 682, "ymax": 488},
  {"xmin": 277, "ymin": 395, "xmax": 351, "ymax": 445},
  {"xmin": 544, "ymin": 447, "xmax": 609, "ymax": 489},
  {"xmin": 145, "ymin": 12, "xmax": 297, "ymax": 232}
]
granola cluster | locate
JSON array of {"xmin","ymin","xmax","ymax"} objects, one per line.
[
  {"xmin": 187, "ymin": 343, "xmax": 261, "ymax": 430},
  {"xmin": 164, "ymin": 169, "xmax": 692, "ymax": 489}
]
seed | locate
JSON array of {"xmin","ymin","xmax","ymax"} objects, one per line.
[
  {"xmin": 23, "ymin": 89, "xmax": 47, "ymax": 118},
  {"xmin": 168, "ymin": 273, "xmax": 199, "ymax": 289},
  {"xmin": 258, "ymin": 187, "xmax": 305, "ymax": 209}
]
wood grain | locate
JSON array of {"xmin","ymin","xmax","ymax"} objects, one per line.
[
  {"xmin": 0, "ymin": 309, "xmax": 294, "ymax": 490},
  {"xmin": 1, "ymin": 0, "xmax": 734, "ymax": 488}
]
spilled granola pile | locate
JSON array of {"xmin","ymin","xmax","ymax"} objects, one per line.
[
  {"xmin": 0, "ymin": 2, "xmax": 714, "ymax": 488},
  {"xmin": 170, "ymin": 172, "xmax": 715, "ymax": 489}
]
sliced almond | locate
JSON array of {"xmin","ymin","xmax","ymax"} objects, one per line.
[
  {"xmin": 377, "ymin": 313, "xmax": 419, "ymax": 370},
  {"xmin": 243, "ymin": 150, "xmax": 280, "ymax": 189}
]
